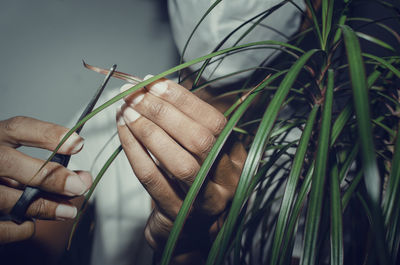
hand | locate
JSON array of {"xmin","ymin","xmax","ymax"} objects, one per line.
[
  {"xmin": 0, "ymin": 116, "xmax": 92, "ymax": 244},
  {"xmin": 116, "ymin": 76, "xmax": 246, "ymax": 260}
]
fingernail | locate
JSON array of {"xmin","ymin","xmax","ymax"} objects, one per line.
[
  {"xmin": 120, "ymin": 83, "xmax": 145, "ymax": 106},
  {"xmin": 56, "ymin": 204, "xmax": 77, "ymax": 220},
  {"xmin": 150, "ymin": 81, "xmax": 168, "ymax": 97},
  {"xmin": 61, "ymin": 132, "xmax": 84, "ymax": 154},
  {"xmin": 144, "ymin": 74, "xmax": 168, "ymax": 97},
  {"xmin": 64, "ymin": 175, "xmax": 88, "ymax": 195},
  {"xmin": 116, "ymin": 106, "xmax": 126, "ymax": 126},
  {"xmin": 144, "ymin": 74, "xmax": 154, "ymax": 80},
  {"xmin": 123, "ymin": 107, "xmax": 141, "ymax": 123}
]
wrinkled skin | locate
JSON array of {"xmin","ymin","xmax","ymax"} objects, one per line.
[
  {"xmin": 0, "ymin": 116, "xmax": 92, "ymax": 244},
  {"xmin": 117, "ymin": 77, "xmax": 246, "ymax": 263}
]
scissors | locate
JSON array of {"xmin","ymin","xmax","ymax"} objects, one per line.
[{"xmin": 8, "ymin": 64, "xmax": 117, "ymax": 224}]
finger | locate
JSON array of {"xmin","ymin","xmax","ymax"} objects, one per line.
[
  {"xmin": 0, "ymin": 220, "xmax": 35, "ymax": 243},
  {"xmin": 117, "ymin": 111, "xmax": 183, "ymax": 218},
  {"xmin": 124, "ymin": 91, "xmax": 216, "ymax": 161},
  {"xmin": 0, "ymin": 116, "xmax": 84, "ymax": 154},
  {"xmin": 144, "ymin": 208, "xmax": 174, "ymax": 250},
  {"xmin": 120, "ymin": 105, "xmax": 201, "ymax": 186},
  {"xmin": 0, "ymin": 185, "xmax": 77, "ymax": 220},
  {"xmin": 0, "ymin": 146, "xmax": 91, "ymax": 196},
  {"xmin": 123, "ymin": 78, "xmax": 227, "ymax": 135},
  {"xmin": 0, "ymin": 176, "xmax": 24, "ymax": 189}
]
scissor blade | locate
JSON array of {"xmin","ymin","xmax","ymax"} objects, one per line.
[{"xmin": 75, "ymin": 64, "xmax": 117, "ymax": 134}]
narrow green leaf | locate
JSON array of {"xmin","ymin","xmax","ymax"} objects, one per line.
[
  {"xmin": 160, "ymin": 72, "xmax": 280, "ymax": 265},
  {"xmin": 362, "ymin": 53, "xmax": 400, "ymax": 79},
  {"xmin": 330, "ymin": 159, "xmax": 344, "ymax": 265},
  {"xmin": 279, "ymin": 164, "xmax": 314, "ymax": 265},
  {"xmin": 342, "ymin": 24, "xmax": 390, "ymax": 265},
  {"xmin": 330, "ymin": 103, "xmax": 352, "ymax": 145},
  {"xmin": 342, "ymin": 170, "xmax": 363, "ymax": 210},
  {"xmin": 300, "ymin": 68, "xmax": 333, "ymax": 265},
  {"xmin": 270, "ymin": 104, "xmax": 319, "ymax": 265},
  {"xmin": 67, "ymin": 145, "xmax": 123, "ymax": 249},
  {"xmin": 372, "ymin": 118, "xmax": 396, "ymax": 138},
  {"xmin": 383, "ymin": 123, "xmax": 400, "ymax": 260},
  {"xmin": 305, "ymin": 0, "xmax": 323, "ymax": 49},
  {"xmin": 339, "ymin": 143, "xmax": 359, "ymax": 182},
  {"xmin": 208, "ymin": 49, "xmax": 319, "ymax": 265},
  {"xmin": 193, "ymin": 1, "xmax": 300, "ymax": 86},
  {"xmin": 333, "ymin": 0, "xmax": 350, "ymax": 43},
  {"xmin": 348, "ymin": 17, "xmax": 400, "ymax": 44},
  {"xmin": 321, "ymin": 0, "xmax": 334, "ymax": 49},
  {"xmin": 177, "ymin": 0, "xmax": 223, "ymax": 82},
  {"xmin": 206, "ymin": 0, "xmax": 291, "ymax": 80},
  {"xmin": 356, "ymin": 32, "xmax": 396, "ymax": 52}
]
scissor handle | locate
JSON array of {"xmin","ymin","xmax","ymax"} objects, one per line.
[{"xmin": 9, "ymin": 153, "xmax": 71, "ymax": 224}]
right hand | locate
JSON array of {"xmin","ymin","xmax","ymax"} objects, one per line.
[{"xmin": 0, "ymin": 116, "xmax": 92, "ymax": 244}]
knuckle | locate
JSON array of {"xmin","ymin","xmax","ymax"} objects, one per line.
[
  {"xmin": 138, "ymin": 167, "xmax": 159, "ymax": 188},
  {"xmin": 2, "ymin": 116, "xmax": 27, "ymax": 135},
  {"xmin": 138, "ymin": 122, "xmax": 158, "ymax": 140},
  {"xmin": 149, "ymin": 101, "xmax": 168, "ymax": 120},
  {"xmin": 0, "ymin": 146, "xmax": 13, "ymax": 171},
  {"xmin": 120, "ymin": 134, "xmax": 136, "ymax": 150},
  {"xmin": 0, "ymin": 225, "xmax": 12, "ymax": 243},
  {"xmin": 175, "ymin": 91, "xmax": 190, "ymax": 107},
  {"xmin": 144, "ymin": 210, "xmax": 173, "ymax": 249},
  {"xmin": 174, "ymin": 160, "xmax": 199, "ymax": 183},
  {"xmin": 152, "ymin": 210, "xmax": 173, "ymax": 234},
  {"xmin": 144, "ymin": 225, "xmax": 158, "ymax": 249},
  {"xmin": 34, "ymin": 162, "xmax": 63, "ymax": 188},
  {"xmin": 29, "ymin": 198, "xmax": 51, "ymax": 219},
  {"xmin": 195, "ymin": 133, "xmax": 215, "ymax": 157},
  {"xmin": 41, "ymin": 127, "xmax": 60, "ymax": 146},
  {"xmin": 212, "ymin": 115, "xmax": 227, "ymax": 135}
]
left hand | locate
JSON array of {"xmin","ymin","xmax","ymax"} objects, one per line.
[{"xmin": 116, "ymin": 76, "xmax": 246, "ymax": 259}]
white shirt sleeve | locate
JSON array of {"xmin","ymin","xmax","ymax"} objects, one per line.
[{"xmin": 168, "ymin": 0, "xmax": 305, "ymax": 86}]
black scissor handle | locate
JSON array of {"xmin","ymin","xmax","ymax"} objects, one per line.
[{"xmin": 9, "ymin": 153, "xmax": 71, "ymax": 224}]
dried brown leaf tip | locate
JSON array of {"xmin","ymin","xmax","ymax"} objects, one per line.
[{"xmin": 82, "ymin": 60, "xmax": 142, "ymax": 84}]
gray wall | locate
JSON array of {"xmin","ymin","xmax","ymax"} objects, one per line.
[{"xmin": 0, "ymin": 0, "xmax": 178, "ymax": 158}]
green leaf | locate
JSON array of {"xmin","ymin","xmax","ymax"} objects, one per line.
[
  {"xmin": 383, "ymin": 123, "xmax": 400, "ymax": 261},
  {"xmin": 270, "ymin": 104, "xmax": 319, "ymax": 265},
  {"xmin": 342, "ymin": 24, "xmax": 391, "ymax": 265},
  {"xmin": 206, "ymin": 0, "xmax": 291, "ymax": 80},
  {"xmin": 330, "ymin": 158, "xmax": 344, "ymax": 265},
  {"xmin": 193, "ymin": 1, "xmax": 300, "ymax": 86},
  {"xmin": 279, "ymin": 164, "xmax": 314, "ymax": 265},
  {"xmin": 321, "ymin": 0, "xmax": 334, "ymax": 49},
  {"xmin": 67, "ymin": 145, "xmax": 123, "ymax": 249},
  {"xmin": 300, "ymin": 68, "xmax": 333, "ymax": 265},
  {"xmin": 342, "ymin": 170, "xmax": 363, "ymax": 210},
  {"xmin": 208, "ymin": 49, "xmax": 319, "ymax": 265},
  {"xmin": 356, "ymin": 32, "xmax": 396, "ymax": 52},
  {"xmin": 177, "ymin": 0, "xmax": 223, "ymax": 82},
  {"xmin": 160, "ymin": 71, "xmax": 280, "ymax": 265},
  {"xmin": 330, "ymin": 103, "xmax": 352, "ymax": 145},
  {"xmin": 305, "ymin": 0, "xmax": 323, "ymax": 49},
  {"xmin": 362, "ymin": 53, "xmax": 400, "ymax": 79}
]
